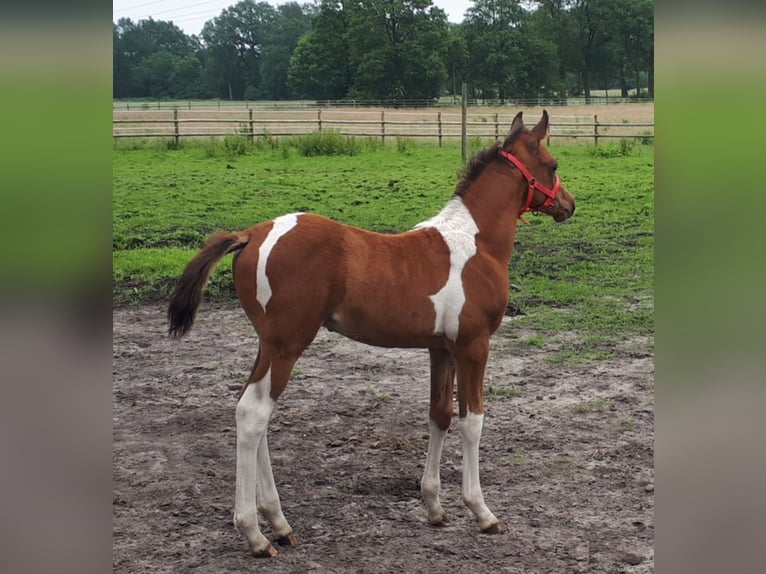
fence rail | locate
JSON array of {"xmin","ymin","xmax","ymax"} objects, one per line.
[{"xmin": 113, "ymin": 108, "xmax": 654, "ymax": 146}]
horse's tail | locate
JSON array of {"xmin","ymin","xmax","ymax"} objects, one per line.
[{"xmin": 168, "ymin": 231, "xmax": 250, "ymax": 339}]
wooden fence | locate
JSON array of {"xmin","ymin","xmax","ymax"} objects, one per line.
[{"xmin": 113, "ymin": 108, "xmax": 654, "ymax": 146}]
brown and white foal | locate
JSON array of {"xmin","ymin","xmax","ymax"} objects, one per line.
[{"xmin": 168, "ymin": 111, "xmax": 575, "ymax": 557}]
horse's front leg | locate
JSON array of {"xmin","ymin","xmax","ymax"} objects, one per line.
[
  {"xmin": 452, "ymin": 339, "xmax": 503, "ymax": 533},
  {"xmin": 421, "ymin": 348, "xmax": 455, "ymax": 527}
]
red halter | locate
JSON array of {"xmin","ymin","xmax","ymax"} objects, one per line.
[{"xmin": 499, "ymin": 149, "xmax": 561, "ymax": 224}]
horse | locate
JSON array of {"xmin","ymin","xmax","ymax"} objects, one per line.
[{"xmin": 167, "ymin": 110, "xmax": 575, "ymax": 558}]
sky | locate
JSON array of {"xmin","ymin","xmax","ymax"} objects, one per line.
[{"xmin": 113, "ymin": 0, "xmax": 474, "ymax": 37}]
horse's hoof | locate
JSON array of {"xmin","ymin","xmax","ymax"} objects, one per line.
[
  {"xmin": 429, "ymin": 516, "xmax": 450, "ymax": 527},
  {"xmin": 251, "ymin": 544, "xmax": 278, "ymax": 558},
  {"xmin": 480, "ymin": 521, "xmax": 505, "ymax": 534},
  {"xmin": 275, "ymin": 532, "xmax": 298, "ymax": 546}
]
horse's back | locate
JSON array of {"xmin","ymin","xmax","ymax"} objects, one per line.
[{"xmin": 231, "ymin": 212, "xmax": 455, "ymax": 348}]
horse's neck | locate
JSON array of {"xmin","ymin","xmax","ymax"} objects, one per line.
[{"xmin": 460, "ymin": 169, "xmax": 523, "ymax": 264}]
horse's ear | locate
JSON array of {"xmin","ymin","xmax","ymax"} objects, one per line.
[
  {"xmin": 530, "ymin": 110, "xmax": 549, "ymax": 141},
  {"xmin": 509, "ymin": 111, "xmax": 525, "ymax": 135}
]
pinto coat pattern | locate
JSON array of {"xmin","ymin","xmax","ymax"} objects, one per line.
[{"xmin": 168, "ymin": 111, "xmax": 575, "ymax": 558}]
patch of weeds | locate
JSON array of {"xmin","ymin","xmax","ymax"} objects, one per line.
[
  {"xmin": 548, "ymin": 348, "xmax": 615, "ymax": 364},
  {"xmin": 253, "ymin": 130, "xmax": 280, "ymax": 152},
  {"xmin": 292, "ymin": 130, "xmax": 361, "ymax": 157},
  {"xmin": 376, "ymin": 392, "xmax": 390, "ymax": 402},
  {"xmin": 467, "ymin": 135, "xmax": 486, "ymax": 157},
  {"xmin": 396, "ymin": 137, "xmax": 415, "ymax": 154},
  {"xmin": 637, "ymin": 130, "xmax": 654, "ymax": 145},
  {"xmin": 201, "ymin": 137, "xmax": 222, "ymax": 158},
  {"xmin": 523, "ymin": 335, "xmax": 545, "ymax": 348},
  {"xmin": 514, "ymin": 452, "xmax": 525, "ymax": 465},
  {"xmin": 621, "ymin": 419, "xmax": 635, "ymax": 432},
  {"xmin": 485, "ymin": 385, "xmax": 521, "ymax": 400},
  {"xmin": 589, "ymin": 139, "xmax": 636, "ymax": 158},
  {"xmin": 223, "ymin": 134, "xmax": 251, "ymax": 157}
]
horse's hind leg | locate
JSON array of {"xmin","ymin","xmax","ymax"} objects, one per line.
[
  {"xmin": 421, "ymin": 348, "xmax": 455, "ymax": 527},
  {"xmin": 233, "ymin": 343, "xmax": 300, "ymax": 557},
  {"xmin": 255, "ymin": 426, "xmax": 296, "ymax": 546}
]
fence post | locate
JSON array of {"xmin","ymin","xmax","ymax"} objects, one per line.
[
  {"xmin": 157, "ymin": 100, "xmax": 161, "ymax": 110},
  {"xmin": 248, "ymin": 108, "xmax": 254, "ymax": 143},
  {"xmin": 594, "ymin": 114, "xmax": 599, "ymax": 146},
  {"xmin": 461, "ymin": 82, "xmax": 467, "ymax": 164},
  {"xmin": 173, "ymin": 109, "xmax": 179, "ymax": 147},
  {"xmin": 494, "ymin": 112, "xmax": 499, "ymax": 140},
  {"xmin": 318, "ymin": 109, "xmax": 322, "ymax": 133},
  {"xmin": 381, "ymin": 111, "xmax": 385, "ymax": 145},
  {"xmin": 188, "ymin": 101, "xmax": 191, "ymax": 110},
  {"xmin": 437, "ymin": 111, "xmax": 442, "ymax": 147}
]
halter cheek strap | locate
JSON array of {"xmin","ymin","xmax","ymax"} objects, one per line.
[{"xmin": 499, "ymin": 150, "xmax": 561, "ymax": 224}]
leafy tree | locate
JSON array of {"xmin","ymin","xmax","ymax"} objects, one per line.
[
  {"xmin": 173, "ymin": 55, "xmax": 211, "ymax": 99},
  {"xmin": 113, "ymin": 18, "xmax": 201, "ymax": 98},
  {"xmin": 259, "ymin": 2, "xmax": 313, "ymax": 99},
  {"xmin": 346, "ymin": 0, "xmax": 449, "ymax": 100},
  {"xmin": 113, "ymin": 0, "xmax": 653, "ymax": 102},
  {"xmin": 463, "ymin": 0, "xmax": 558, "ymax": 101},
  {"xmin": 612, "ymin": 0, "xmax": 653, "ymax": 96},
  {"xmin": 201, "ymin": 1, "xmax": 278, "ymax": 99},
  {"xmin": 113, "ymin": 22, "xmax": 132, "ymax": 98},
  {"xmin": 288, "ymin": 1, "xmax": 350, "ymax": 100},
  {"xmin": 463, "ymin": 0, "xmax": 524, "ymax": 100},
  {"xmin": 133, "ymin": 51, "xmax": 176, "ymax": 98},
  {"xmin": 527, "ymin": 0, "xmax": 575, "ymax": 96},
  {"xmin": 567, "ymin": 0, "xmax": 621, "ymax": 98},
  {"xmin": 444, "ymin": 24, "xmax": 469, "ymax": 101}
]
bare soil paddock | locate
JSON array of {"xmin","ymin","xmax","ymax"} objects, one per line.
[
  {"xmin": 113, "ymin": 102, "xmax": 654, "ymax": 142},
  {"xmin": 113, "ymin": 304, "xmax": 654, "ymax": 573}
]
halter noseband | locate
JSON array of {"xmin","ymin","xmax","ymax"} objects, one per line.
[{"xmin": 499, "ymin": 149, "xmax": 561, "ymax": 224}]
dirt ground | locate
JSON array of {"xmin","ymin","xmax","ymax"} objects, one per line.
[{"xmin": 113, "ymin": 303, "xmax": 654, "ymax": 573}]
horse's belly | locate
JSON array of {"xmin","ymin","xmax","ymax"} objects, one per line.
[{"xmin": 323, "ymin": 307, "xmax": 443, "ymax": 349}]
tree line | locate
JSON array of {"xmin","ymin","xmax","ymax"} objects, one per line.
[{"xmin": 113, "ymin": 0, "xmax": 653, "ymax": 103}]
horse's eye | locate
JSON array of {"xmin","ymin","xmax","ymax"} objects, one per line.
[{"xmin": 551, "ymin": 163, "xmax": 559, "ymax": 173}]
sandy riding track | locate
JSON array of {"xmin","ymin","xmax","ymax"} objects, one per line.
[{"xmin": 113, "ymin": 304, "xmax": 654, "ymax": 573}]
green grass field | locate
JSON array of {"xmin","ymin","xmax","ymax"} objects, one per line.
[{"xmin": 113, "ymin": 135, "xmax": 653, "ymax": 360}]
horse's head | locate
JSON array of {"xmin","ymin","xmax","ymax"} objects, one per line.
[{"xmin": 501, "ymin": 111, "xmax": 575, "ymax": 223}]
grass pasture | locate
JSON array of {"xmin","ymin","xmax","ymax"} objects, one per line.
[{"xmin": 113, "ymin": 136, "xmax": 653, "ymax": 361}]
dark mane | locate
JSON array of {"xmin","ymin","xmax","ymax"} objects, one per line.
[{"xmin": 453, "ymin": 142, "xmax": 502, "ymax": 197}]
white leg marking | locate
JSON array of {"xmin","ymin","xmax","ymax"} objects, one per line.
[
  {"xmin": 234, "ymin": 369, "xmax": 276, "ymax": 553},
  {"xmin": 255, "ymin": 431, "xmax": 292, "ymax": 538},
  {"xmin": 421, "ymin": 419, "xmax": 448, "ymax": 524},
  {"xmin": 459, "ymin": 411, "xmax": 499, "ymax": 530},
  {"xmin": 256, "ymin": 213, "xmax": 301, "ymax": 311},
  {"xmin": 415, "ymin": 198, "xmax": 478, "ymax": 341}
]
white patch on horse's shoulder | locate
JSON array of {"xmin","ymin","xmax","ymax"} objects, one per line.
[
  {"xmin": 256, "ymin": 213, "xmax": 301, "ymax": 311},
  {"xmin": 415, "ymin": 198, "xmax": 478, "ymax": 341}
]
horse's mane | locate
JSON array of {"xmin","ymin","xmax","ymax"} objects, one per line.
[
  {"xmin": 453, "ymin": 128, "xmax": 525, "ymax": 198},
  {"xmin": 453, "ymin": 142, "xmax": 502, "ymax": 198}
]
